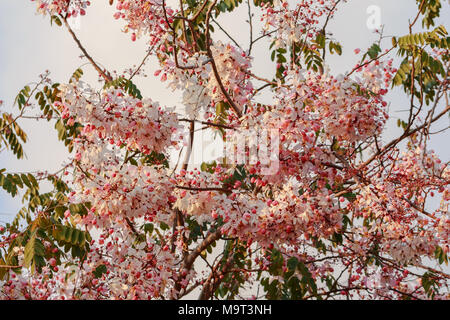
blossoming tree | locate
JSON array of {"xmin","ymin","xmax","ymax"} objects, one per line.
[{"xmin": 0, "ymin": 0, "xmax": 449, "ymax": 300}]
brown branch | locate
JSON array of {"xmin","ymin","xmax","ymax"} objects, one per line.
[
  {"xmin": 182, "ymin": 121, "xmax": 195, "ymax": 171},
  {"xmin": 382, "ymin": 257, "xmax": 450, "ymax": 280},
  {"xmin": 124, "ymin": 217, "xmax": 144, "ymax": 239},
  {"xmin": 410, "ymin": 0, "xmax": 427, "ymax": 32},
  {"xmin": 0, "ymin": 76, "xmax": 47, "ymax": 137},
  {"xmin": 178, "ymin": 0, "xmax": 188, "ymax": 43},
  {"xmin": 211, "ymin": 17, "xmax": 243, "ymax": 50}
]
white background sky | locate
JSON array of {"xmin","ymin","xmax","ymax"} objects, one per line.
[{"xmin": 0, "ymin": 0, "xmax": 449, "ymax": 227}]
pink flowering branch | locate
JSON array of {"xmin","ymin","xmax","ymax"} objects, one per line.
[{"xmin": 204, "ymin": 0, "xmax": 243, "ymax": 118}]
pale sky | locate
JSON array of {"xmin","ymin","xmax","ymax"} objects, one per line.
[{"xmin": 0, "ymin": 0, "xmax": 449, "ymax": 224}]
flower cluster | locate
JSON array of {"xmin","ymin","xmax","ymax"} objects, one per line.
[{"xmin": 59, "ymin": 82, "xmax": 179, "ymax": 155}]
